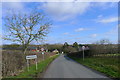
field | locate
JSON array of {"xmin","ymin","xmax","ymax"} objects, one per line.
[{"xmin": 69, "ymin": 55, "xmax": 120, "ymax": 78}]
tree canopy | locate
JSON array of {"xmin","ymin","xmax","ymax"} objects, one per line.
[{"xmin": 3, "ymin": 10, "xmax": 52, "ymax": 54}]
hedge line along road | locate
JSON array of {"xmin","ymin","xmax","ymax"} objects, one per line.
[{"xmin": 43, "ymin": 54, "xmax": 111, "ymax": 79}]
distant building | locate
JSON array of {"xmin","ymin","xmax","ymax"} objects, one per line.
[
  {"xmin": 85, "ymin": 46, "xmax": 89, "ymax": 50},
  {"xmin": 52, "ymin": 49, "xmax": 59, "ymax": 53},
  {"xmin": 28, "ymin": 46, "xmax": 37, "ymax": 51}
]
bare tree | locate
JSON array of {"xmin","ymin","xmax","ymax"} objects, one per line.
[{"xmin": 3, "ymin": 10, "xmax": 52, "ymax": 54}]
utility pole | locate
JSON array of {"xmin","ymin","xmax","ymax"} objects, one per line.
[{"xmin": 82, "ymin": 46, "xmax": 85, "ymax": 61}]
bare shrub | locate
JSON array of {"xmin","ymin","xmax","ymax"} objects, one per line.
[{"xmin": 2, "ymin": 50, "xmax": 55, "ymax": 77}]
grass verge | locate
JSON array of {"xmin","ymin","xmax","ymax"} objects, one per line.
[
  {"xmin": 68, "ymin": 56, "xmax": 120, "ymax": 78},
  {"xmin": 2, "ymin": 54, "xmax": 59, "ymax": 79}
]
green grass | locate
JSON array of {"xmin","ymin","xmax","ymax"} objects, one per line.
[
  {"xmin": 94, "ymin": 53, "xmax": 120, "ymax": 57},
  {"xmin": 69, "ymin": 56, "xmax": 120, "ymax": 78},
  {"xmin": 3, "ymin": 54, "xmax": 59, "ymax": 79}
]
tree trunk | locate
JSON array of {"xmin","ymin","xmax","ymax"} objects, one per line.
[
  {"xmin": 23, "ymin": 48, "xmax": 27, "ymax": 54},
  {"xmin": 22, "ymin": 44, "xmax": 28, "ymax": 54}
]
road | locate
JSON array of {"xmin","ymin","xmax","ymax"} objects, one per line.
[{"xmin": 43, "ymin": 54, "xmax": 110, "ymax": 78}]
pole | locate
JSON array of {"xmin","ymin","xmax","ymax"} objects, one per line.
[
  {"xmin": 36, "ymin": 59, "xmax": 38, "ymax": 70},
  {"xmin": 43, "ymin": 54, "xmax": 44, "ymax": 60},
  {"xmin": 83, "ymin": 49, "xmax": 84, "ymax": 61},
  {"xmin": 42, "ymin": 52, "xmax": 44, "ymax": 61},
  {"xmin": 27, "ymin": 59, "xmax": 29, "ymax": 71}
]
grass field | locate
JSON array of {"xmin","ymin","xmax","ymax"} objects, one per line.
[
  {"xmin": 2, "ymin": 54, "xmax": 59, "ymax": 79},
  {"xmin": 69, "ymin": 56, "xmax": 120, "ymax": 78}
]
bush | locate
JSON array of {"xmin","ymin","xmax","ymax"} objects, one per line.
[
  {"xmin": 63, "ymin": 46, "xmax": 77, "ymax": 53},
  {"xmin": 67, "ymin": 50, "xmax": 91, "ymax": 58},
  {"xmin": 90, "ymin": 44, "xmax": 118, "ymax": 57},
  {"xmin": 2, "ymin": 50, "xmax": 26, "ymax": 77},
  {"xmin": 2, "ymin": 50, "xmax": 56, "ymax": 77}
]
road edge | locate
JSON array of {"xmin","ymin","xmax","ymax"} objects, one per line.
[
  {"xmin": 37, "ymin": 54, "xmax": 60, "ymax": 78},
  {"xmin": 65, "ymin": 55, "xmax": 115, "ymax": 80}
]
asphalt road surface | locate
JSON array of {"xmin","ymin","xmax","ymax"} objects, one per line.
[{"xmin": 44, "ymin": 54, "xmax": 110, "ymax": 78}]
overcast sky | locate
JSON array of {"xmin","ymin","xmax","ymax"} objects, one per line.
[{"xmin": 2, "ymin": 2, "xmax": 118, "ymax": 44}]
